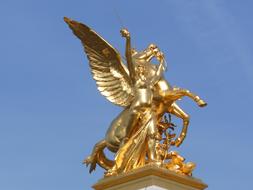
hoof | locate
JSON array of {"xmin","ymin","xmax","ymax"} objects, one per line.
[
  {"xmin": 197, "ymin": 99, "xmax": 207, "ymax": 107},
  {"xmin": 175, "ymin": 141, "xmax": 182, "ymax": 147},
  {"xmin": 83, "ymin": 156, "xmax": 93, "ymax": 166}
]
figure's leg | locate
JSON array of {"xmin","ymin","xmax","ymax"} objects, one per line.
[
  {"xmin": 163, "ymin": 88, "xmax": 207, "ymax": 107},
  {"xmin": 169, "ymin": 103, "xmax": 190, "ymax": 147},
  {"xmin": 122, "ymin": 100, "xmax": 143, "ymax": 140},
  {"xmin": 124, "ymin": 108, "xmax": 141, "ymax": 138},
  {"xmin": 147, "ymin": 112, "xmax": 161, "ymax": 163}
]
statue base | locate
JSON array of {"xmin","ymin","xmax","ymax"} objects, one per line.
[{"xmin": 93, "ymin": 164, "xmax": 208, "ymax": 190}]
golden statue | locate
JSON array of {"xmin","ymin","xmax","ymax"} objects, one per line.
[{"xmin": 64, "ymin": 17, "xmax": 207, "ymax": 177}]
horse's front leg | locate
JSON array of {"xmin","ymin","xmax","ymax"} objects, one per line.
[
  {"xmin": 168, "ymin": 103, "xmax": 190, "ymax": 147},
  {"xmin": 163, "ymin": 87, "xmax": 207, "ymax": 107}
]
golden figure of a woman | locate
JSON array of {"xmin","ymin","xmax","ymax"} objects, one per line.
[{"xmin": 107, "ymin": 29, "xmax": 166, "ymax": 175}]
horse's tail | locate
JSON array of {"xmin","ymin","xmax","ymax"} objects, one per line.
[{"xmin": 83, "ymin": 139, "xmax": 115, "ymax": 173}]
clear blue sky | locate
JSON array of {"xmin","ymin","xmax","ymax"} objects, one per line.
[{"xmin": 1, "ymin": 0, "xmax": 252, "ymax": 189}]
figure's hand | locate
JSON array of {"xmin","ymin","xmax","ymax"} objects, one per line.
[
  {"xmin": 120, "ymin": 28, "xmax": 130, "ymax": 38},
  {"xmin": 156, "ymin": 51, "xmax": 166, "ymax": 71},
  {"xmin": 156, "ymin": 51, "xmax": 164, "ymax": 61}
]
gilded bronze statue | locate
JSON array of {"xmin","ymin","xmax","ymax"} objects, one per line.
[{"xmin": 64, "ymin": 17, "xmax": 207, "ymax": 176}]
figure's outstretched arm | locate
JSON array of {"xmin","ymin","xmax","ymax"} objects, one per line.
[
  {"xmin": 138, "ymin": 50, "xmax": 155, "ymax": 61},
  {"xmin": 120, "ymin": 29, "xmax": 135, "ymax": 83}
]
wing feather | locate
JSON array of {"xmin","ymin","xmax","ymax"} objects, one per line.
[{"xmin": 64, "ymin": 17, "xmax": 134, "ymax": 107}]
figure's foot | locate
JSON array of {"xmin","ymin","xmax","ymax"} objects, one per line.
[
  {"xmin": 105, "ymin": 169, "xmax": 117, "ymax": 177},
  {"xmin": 197, "ymin": 99, "xmax": 207, "ymax": 107},
  {"xmin": 148, "ymin": 159, "xmax": 162, "ymax": 167}
]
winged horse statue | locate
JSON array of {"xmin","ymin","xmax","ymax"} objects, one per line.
[{"xmin": 64, "ymin": 17, "xmax": 207, "ymax": 176}]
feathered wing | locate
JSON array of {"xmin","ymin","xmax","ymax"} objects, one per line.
[{"xmin": 64, "ymin": 17, "xmax": 134, "ymax": 107}]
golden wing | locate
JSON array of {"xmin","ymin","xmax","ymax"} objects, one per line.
[{"xmin": 64, "ymin": 17, "xmax": 134, "ymax": 107}]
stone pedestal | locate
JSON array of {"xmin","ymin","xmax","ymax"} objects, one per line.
[{"xmin": 93, "ymin": 165, "xmax": 207, "ymax": 190}]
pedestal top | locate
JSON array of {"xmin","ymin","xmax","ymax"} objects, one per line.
[{"xmin": 93, "ymin": 164, "xmax": 208, "ymax": 190}]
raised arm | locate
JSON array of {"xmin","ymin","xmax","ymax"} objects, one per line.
[{"xmin": 120, "ymin": 29, "xmax": 135, "ymax": 83}]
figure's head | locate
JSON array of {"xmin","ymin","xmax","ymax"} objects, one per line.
[{"xmin": 136, "ymin": 64, "xmax": 147, "ymax": 78}]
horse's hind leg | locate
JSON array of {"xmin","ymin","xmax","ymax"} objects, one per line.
[
  {"xmin": 169, "ymin": 103, "xmax": 190, "ymax": 147},
  {"xmin": 83, "ymin": 139, "xmax": 107, "ymax": 173}
]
